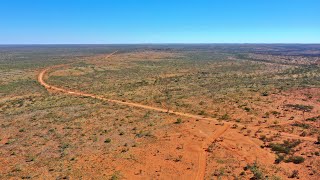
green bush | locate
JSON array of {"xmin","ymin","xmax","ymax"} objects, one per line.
[
  {"xmin": 285, "ymin": 104, "xmax": 313, "ymax": 112},
  {"xmin": 306, "ymin": 115, "xmax": 320, "ymax": 122},
  {"xmin": 245, "ymin": 162, "xmax": 264, "ymax": 179},
  {"xmin": 269, "ymin": 139, "xmax": 301, "ymax": 154},
  {"xmin": 292, "ymin": 123, "xmax": 310, "ymax": 129},
  {"xmin": 198, "ymin": 110, "xmax": 206, "ymax": 115},
  {"xmin": 270, "ymin": 111, "xmax": 280, "ymax": 115},
  {"xmin": 244, "ymin": 107, "xmax": 251, "ymax": 112},
  {"xmin": 285, "ymin": 156, "xmax": 305, "ymax": 164},
  {"xmin": 275, "ymin": 154, "xmax": 285, "ymax": 164},
  {"xmin": 220, "ymin": 113, "xmax": 230, "ymax": 120},
  {"xmin": 269, "ymin": 143, "xmax": 290, "ymax": 154},
  {"xmin": 175, "ymin": 118, "xmax": 182, "ymax": 124}
]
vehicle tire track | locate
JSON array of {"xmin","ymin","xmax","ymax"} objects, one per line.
[
  {"xmin": 194, "ymin": 124, "xmax": 230, "ymax": 180},
  {"xmin": 37, "ymin": 51, "xmax": 317, "ymax": 179},
  {"xmin": 38, "ymin": 51, "xmax": 317, "ymax": 144}
]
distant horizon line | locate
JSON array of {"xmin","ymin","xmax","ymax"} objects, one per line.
[{"xmin": 1, "ymin": 43, "xmax": 320, "ymax": 46}]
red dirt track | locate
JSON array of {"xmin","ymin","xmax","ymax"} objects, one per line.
[{"xmin": 37, "ymin": 51, "xmax": 318, "ymax": 179}]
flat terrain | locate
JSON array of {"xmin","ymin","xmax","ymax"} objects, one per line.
[{"xmin": 1, "ymin": 44, "xmax": 320, "ymax": 179}]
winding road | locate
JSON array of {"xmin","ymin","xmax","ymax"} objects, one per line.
[
  {"xmin": 37, "ymin": 51, "xmax": 317, "ymax": 179},
  {"xmin": 38, "ymin": 51, "xmax": 225, "ymax": 123}
]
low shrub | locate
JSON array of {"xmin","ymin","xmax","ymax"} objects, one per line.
[
  {"xmin": 104, "ymin": 138, "xmax": 111, "ymax": 143},
  {"xmin": 292, "ymin": 123, "xmax": 310, "ymax": 129},
  {"xmin": 219, "ymin": 113, "xmax": 230, "ymax": 120},
  {"xmin": 175, "ymin": 118, "xmax": 182, "ymax": 124},
  {"xmin": 285, "ymin": 156, "xmax": 305, "ymax": 164},
  {"xmin": 269, "ymin": 139, "xmax": 301, "ymax": 154}
]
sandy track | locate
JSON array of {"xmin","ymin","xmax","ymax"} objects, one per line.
[
  {"xmin": 46, "ymin": 63, "xmax": 319, "ymax": 147},
  {"xmin": 38, "ymin": 52, "xmax": 317, "ymax": 141},
  {"xmin": 38, "ymin": 51, "xmax": 224, "ymax": 123},
  {"xmin": 37, "ymin": 51, "xmax": 232, "ymax": 179},
  {"xmin": 37, "ymin": 51, "xmax": 317, "ymax": 179}
]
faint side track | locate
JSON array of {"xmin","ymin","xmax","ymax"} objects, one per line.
[{"xmin": 195, "ymin": 124, "xmax": 230, "ymax": 180}]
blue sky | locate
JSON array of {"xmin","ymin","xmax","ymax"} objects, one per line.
[{"xmin": 1, "ymin": 0, "xmax": 320, "ymax": 44}]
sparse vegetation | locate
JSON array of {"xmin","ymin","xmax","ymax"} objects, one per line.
[
  {"xmin": 285, "ymin": 104, "xmax": 313, "ymax": 112},
  {"xmin": 110, "ymin": 171, "xmax": 121, "ymax": 180},
  {"xmin": 219, "ymin": 113, "xmax": 230, "ymax": 120},
  {"xmin": 245, "ymin": 161, "xmax": 265, "ymax": 180},
  {"xmin": 292, "ymin": 122, "xmax": 310, "ymax": 129},
  {"xmin": 306, "ymin": 115, "xmax": 320, "ymax": 122},
  {"xmin": 269, "ymin": 139, "xmax": 301, "ymax": 154},
  {"xmin": 104, "ymin": 138, "xmax": 111, "ymax": 143},
  {"xmin": 1, "ymin": 45, "xmax": 319, "ymax": 179},
  {"xmin": 175, "ymin": 118, "xmax": 182, "ymax": 124},
  {"xmin": 289, "ymin": 170, "xmax": 299, "ymax": 178},
  {"xmin": 285, "ymin": 156, "xmax": 305, "ymax": 164}
]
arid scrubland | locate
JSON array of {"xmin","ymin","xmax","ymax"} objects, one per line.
[{"xmin": 1, "ymin": 45, "xmax": 319, "ymax": 179}]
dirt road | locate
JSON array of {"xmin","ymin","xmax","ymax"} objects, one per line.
[
  {"xmin": 37, "ymin": 51, "xmax": 317, "ymax": 179},
  {"xmin": 37, "ymin": 51, "xmax": 232, "ymax": 179},
  {"xmin": 38, "ymin": 51, "xmax": 318, "ymax": 139},
  {"xmin": 38, "ymin": 51, "xmax": 224, "ymax": 123}
]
